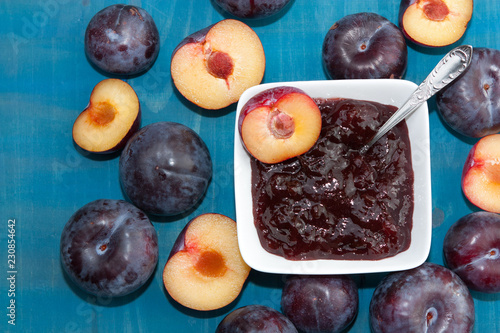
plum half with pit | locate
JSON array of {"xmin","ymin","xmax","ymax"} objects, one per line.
[
  {"xmin": 213, "ymin": 0, "xmax": 292, "ymax": 19},
  {"xmin": 281, "ymin": 275, "xmax": 358, "ymax": 333},
  {"xmin": 238, "ymin": 86, "xmax": 322, "ymax": 164},
  {"xmin": 171, "ymin": 19, "xmax": 265, "ymax": 110},
  {"xmin": 119, "ymin": 122, "xmax": 212, "ymax": 216},
  {"xmin": 60, "ymin": 199, "xmax": 159, "ymax": 297},
  {"xmin": 322, "ymin": 12, "xmax": 407, "ymax": 80},
  {"xmin": 436, "ymin": 47, "xmax": 500, "ymax": 138},
  {"xmin": 84, "ymin": 4, "xmax": 160, "ymax": 76},
  {"xmin": 443, "ymin": 211, "xmax": 500, "ymax": 293},
  {"xmin": 399, "ymin": 0, "xmax": 473, "ymax": 47},
  {"xmin": 216, "ymin": 305, "xmax": 298, "ymax": 333},
  {"xmin": 369, "ymin": 262, "xmax": 474, "ymax": 333}
]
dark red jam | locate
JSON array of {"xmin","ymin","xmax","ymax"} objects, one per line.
[{"xmin": 251, "ymin": 98, "xmax": 414, "ymax": 260}]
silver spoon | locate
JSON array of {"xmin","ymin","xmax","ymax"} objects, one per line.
[{"xmin": 359, "ymin": 44, "xmax": 473, "ymax": 154}]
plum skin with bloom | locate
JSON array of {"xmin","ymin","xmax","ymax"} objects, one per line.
[
  {"xmin": 281, "ymin": 275, "xmax": 359, "ymax": 333},
  {"xmin": 322, "ymin": 12, "xmax": 407, "ymax": 80},
  {"xmin": 60, "ymin": 199, "xmax": 159, "ymax": 297},
  {"xmin": 84, "ymin": 4, "xmax": 160, "ymax": 76},
  {"xmin": 369, "ymin": 262, "xmax": 474, "ymax": 333},
  {"xmin": 216, "ymin": 305, "xmax": 298, "ymax": 332},
  {"xmin": 213, "ymin": 0, "xmax": 292, "ymax": 19},
  {"xmin": 443, "ymin": 211, "xmax": 500, "ymax": 293},
  {"xmin": 119, "ymin": 122, "xmax": 212, "ymax": 216},
  {"xmin": 436, "ymin": 48, "xmax": 500, "ymax": 138}
]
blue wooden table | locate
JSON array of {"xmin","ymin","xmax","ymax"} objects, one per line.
[{"xmin": 1, "ymin": 0, "xmax": 499, "ymax": 332}]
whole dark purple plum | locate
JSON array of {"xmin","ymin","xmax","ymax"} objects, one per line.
[
  {"xmin": 436, "ymin": 47, "xmax": 500, "ymax": 138},
  {"xmin": 443, "ymin": 211, "xmax": 500, "ymax": 293},
  {"xmin": 369, "ymin": 262, "xmax": 474, "ymax": 333},
  {"xmin": 119, "ymin": 122, "xmax": 212, "ymax": 216},
  {"xmin": 213, "ymin": 0, "xmax": 292, "ymax": 19},
  {"xmin": 60, "ymin": 199, "xmax": 158, "ymax": 297},
  {"xmin": 216, "ymin": 305, "xmax": 298, "ymax": 333},
  {"xmin": 281, "ymin": 275, "xmax": 358, "ymax": 333},
  {"xmin": 84, "ymin": 4, "xmax": 160, "ymax": 76},
  {"xmin": 322, "ymin": 12, "xmax": 407, "ymax": 80}
]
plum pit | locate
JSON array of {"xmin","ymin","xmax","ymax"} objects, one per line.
[
  {"xmin": 206, "ymin": 50, "xmax": 234, "ymax": 80},
  {"xmin": 421, "ymin": 0, "xmax": 450, "ymax": 21},
  {"xmin": 268, "ymin": 109, "xmax": 295, "ymax": 139}
]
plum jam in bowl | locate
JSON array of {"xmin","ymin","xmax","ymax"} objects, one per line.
[{"xmin": 234, "ymin": 79, "xmax": 432, "ymax": 275}]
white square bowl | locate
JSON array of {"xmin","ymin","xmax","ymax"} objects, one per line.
[{"xmin": 234, "ymin": 79, "xmax": 432, "ymax": 275}]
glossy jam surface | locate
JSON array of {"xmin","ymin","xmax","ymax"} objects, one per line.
[{"xmin": 251, "ymin": 98, "xmax": 414, "ymax": 260}]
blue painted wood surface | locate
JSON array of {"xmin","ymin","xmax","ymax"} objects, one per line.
[{"xmin": 1, "ymin": 0, "xmax": 499, "ymax": 332}]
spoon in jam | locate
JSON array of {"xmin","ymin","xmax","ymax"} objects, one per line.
[{"xmin": 359, "ymin": 45, "xmax": 473, "ymax": 154}]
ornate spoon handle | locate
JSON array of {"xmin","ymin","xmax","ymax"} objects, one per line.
[{"xmin": 360, "ymin": 45, "xmax": 473, "ymax": 154}]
